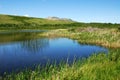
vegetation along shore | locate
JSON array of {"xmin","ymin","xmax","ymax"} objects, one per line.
[{"xmin": 0, "ymin": 14, "xmax": 120, "ymax": 80}]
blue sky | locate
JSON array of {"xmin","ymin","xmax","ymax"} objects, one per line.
[{"xmin": 0, "ymin": 0, "xmax": 120, "ymax": 23}]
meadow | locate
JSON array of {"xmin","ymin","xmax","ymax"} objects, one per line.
[{"xmin": 0, "ymin": 14, "xmax": 120, "ymax": 80}]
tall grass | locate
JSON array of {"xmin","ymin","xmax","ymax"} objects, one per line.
[
  {"xmin": 40, "ymin": 28, "xmax": 120, "ymax": 48},
  {"xmin": 1, "ymin": 49, "xmax": 120, "ymax": 80}
]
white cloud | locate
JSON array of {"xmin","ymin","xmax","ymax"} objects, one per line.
[
  {"xmin": 24, "ymin": 14, "xmax": 29, "ymax": 17},
  {"xmin": 13, "ymin": 14, "xmax": 18, "ymax": 16}
]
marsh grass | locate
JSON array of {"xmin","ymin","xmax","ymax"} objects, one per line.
[
  {"xmin": 40, "ymin": 28, "xmax": 120, "ymax": 48},
  {"xmin": 1, "ymin": 49, "xmax": 120, "ymax": 80}
]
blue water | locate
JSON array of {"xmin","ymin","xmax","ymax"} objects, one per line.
[{"xmin": 0, "ymin": 38, "xmax": 108, "ymax": 75}]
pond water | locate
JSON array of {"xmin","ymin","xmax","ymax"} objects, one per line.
[{"xmin": 0, "ymin": 32, "xmax": 108, "ymax": 75}]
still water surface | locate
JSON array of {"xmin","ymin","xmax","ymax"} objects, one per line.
[{"xmin": 0, "ymin": 32, "xmax": 108, "ymax": 75}]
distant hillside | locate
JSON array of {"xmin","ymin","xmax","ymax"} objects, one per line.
[
  {"xmin": 0, "ymin": 14, "xmax": 76, "ymax": 29},
  {"xmin": 46, "ymin": 16, "xmax": 73, "ymax": 21},
  {"xmin": 0, "ymin": 14, "xmax": 74, "ymax": 25},
  {"xmin": 0, "ymin": 14, "xmax": 120, "ymax": 30}
]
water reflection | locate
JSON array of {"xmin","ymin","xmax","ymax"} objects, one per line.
[
  {"xmin": 0, "ymin": 32, "xmax": 108, "ymax": 75},
  {"xmin": 0, "ymin": 31, "xmax": 44, "ymax": 44},
  {"xmin": 21, "ymin": 38, "xmax": 49, "ymax": 53}
]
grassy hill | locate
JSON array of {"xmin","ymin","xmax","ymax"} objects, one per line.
[
  {"xmin": 0, "ymin": 14, "xmax": 120, "ymax": 30},
  {"xmin": 0, "ymin": 14, "xmax": 75, "ymax": 30},
  {"xmin": 0, "ymin": 14, "xmax": 74, "ymax": 24}
]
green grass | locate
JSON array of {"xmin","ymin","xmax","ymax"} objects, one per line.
[{"xmin": 1, "ymin": 49, "xmax": 120, "ymax": 80}]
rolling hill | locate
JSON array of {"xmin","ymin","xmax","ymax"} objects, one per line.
[
  {"xmin": 0, "ymin": 14, "xmax": 120, "ymax": 30},
  {"xmin": 0, "ymin": 14, "xmax": 75, "ymax": 30}
]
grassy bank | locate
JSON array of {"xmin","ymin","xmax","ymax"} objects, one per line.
[
  {"xmin": 40, "ymin": 27, "xmax": 120, "ymax": 48},
  {"xmin": 1, "ymin": 49, "xmax": 120, "ymax": 80}
]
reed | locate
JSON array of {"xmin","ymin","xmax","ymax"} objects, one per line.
[
  {"xmin": 1, "ymin": 49, "xmax": 120, "ymax": 80},
  {"xmin": 39, "ymin": 27, "xmax": 120, "ymax": 48}
]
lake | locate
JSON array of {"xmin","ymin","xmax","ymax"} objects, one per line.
[{"xmin": 0, "ymin": 32, "xmax": 108, "ymax": 75}]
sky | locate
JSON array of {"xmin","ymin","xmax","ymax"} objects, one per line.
[{"xmin": 0, "ymin": 0, "xmax": 120, "ymax": 23}]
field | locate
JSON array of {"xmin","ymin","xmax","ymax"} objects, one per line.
[{"xmin": 0, "ymin": 14, "xmax": 120, "ymax": 80}]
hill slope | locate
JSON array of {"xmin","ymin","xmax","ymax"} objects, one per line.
[
  {"xmin": 0, "ymin": 14, "xmax": 74, "ymax": 24},
  {"xmin": 0, "ymin": 14, "xmax": 120, "ymax": 30},
  {"xmin": 0, "ymin": 14, "xmax": 75, "ymax": 30}
]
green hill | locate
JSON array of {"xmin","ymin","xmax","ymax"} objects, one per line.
[
  {"xmin": 0, "ymin": 14, "xmax": 75, "ymax": 30},
  {"xmin": 0, "ymin": 14, "xmax": 120, "ymax": 30},
  {"xmin": 0, "ymin": 14, "xmax": 74, "ymax": 24}
]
